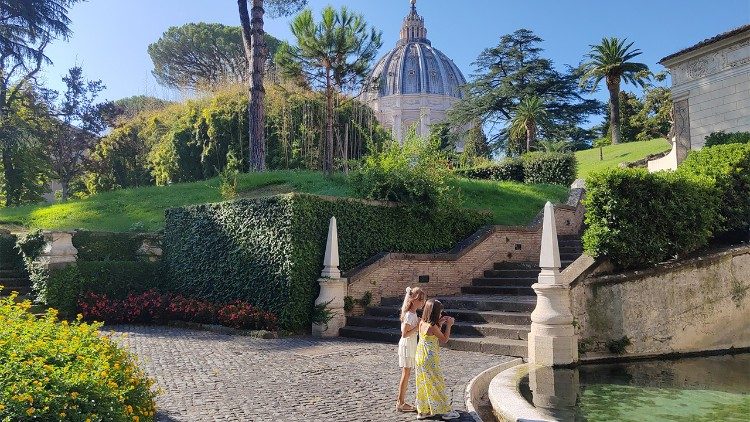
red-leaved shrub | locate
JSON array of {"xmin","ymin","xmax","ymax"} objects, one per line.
[
  {"xmin": 167, "ymin": 295, "xmax": 216, "ymax": 323},
  {"xmin": 217, "ymin": 300, "xmax": 277, "ymax": 330}
]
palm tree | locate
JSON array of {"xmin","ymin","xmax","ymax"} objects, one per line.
[
  {"xmin": 581, "ymin": 37, "xmax": 649, "ymax": 145},
  {"xmin": 536, "ymin": 139, "xmax": 572, "ymax": 153},
  {"xmin": 275, "ymin": 6, "xmax": 382, "ymax": 175},
  {"xmin": 237, "ymin": 0, "xmax": 307, "ymax": 172},
  {"xmin": 509, "ymin": 96, "xmax": 548, "ymax": 153}
]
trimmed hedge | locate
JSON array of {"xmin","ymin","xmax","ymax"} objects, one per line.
[
  {"xmin": 35, "ymin": 261, "xmax": 165, "ymax": 317},
  {"xmin": 0, "ymin": 294, "xmax": 156, "ymax": 421},
  {"xmin": 678, "ymin": 143, "xmax": 750, "ymax": 240},
  {"xmin": 457, "ymin": 153, "xmax": 577, "ymax": 186},
  {"xmin": 522, "ymin": 152, "xmax": 578, "ymax": 186},
  {"xmin": 73, "ymin": 231, "xmax": 159, "ymax": 261},
  {"xmin": 583, "ymin": 168, "xmax": 719, "ymax": 269},
  {"xmin": 704, "ymin": 131, "xmax": 750, "ymax": 147},
  {"xmin": 456, "ymin": 158, "xmax": 524, "ymax": 182},
  {"xmin": 164, "ymin": 193, "xmax": 491, "ymax": 331}
]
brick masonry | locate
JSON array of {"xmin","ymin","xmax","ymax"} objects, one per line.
[{"xmin": 346, "ymin": 189, "xmax": 585, "ymax": 308}]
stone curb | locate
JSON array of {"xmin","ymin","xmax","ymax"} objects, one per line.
[
  {"xmin": 465, "ymin": 358, "xmax": 523, "ymax": 422},
  {"xmin": 488, "ymin": 363, "xmax": 554, "ymax": 422}
]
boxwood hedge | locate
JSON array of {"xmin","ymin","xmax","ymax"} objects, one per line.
[
  {"xmin": 678, "ymin": 143, "xmax": 750, "ymax": 240},
  {"xmin": 583, "ymin": 168, "xmax": 719, "ymax": 269},
  {"xmin": 163, "ymin": 193, "xmax": 491, "ymax": 331},
  {"xmin": 73, "ymin": 231, "xmax": 159, "ymax": 261},
  {"xmin": 521, "ymin": 152, "xmax": 578, "ymax": 186}
]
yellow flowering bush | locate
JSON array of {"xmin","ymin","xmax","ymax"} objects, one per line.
[{"xmin": 0, "ymin": 292, "xmax": 157, "ymax": 421}]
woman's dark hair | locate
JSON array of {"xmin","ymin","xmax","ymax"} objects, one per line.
[{"xmin": 421, "ymin": 299, "xmax": 443, "ymax": 326}]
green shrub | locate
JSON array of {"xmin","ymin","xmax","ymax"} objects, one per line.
[
  {"xmin": 521, "ymin": 152, "xmax": 577, "ymax": 186},
  {"xmin": 0, "ymin": 232, "xmax": 23, "ymax": 272},
  {"xmin": 678, "ymin": 143, "xmax": 750, "ymax": 240},
  {"xmin": 163, "ymin": 193, "xmax": 490, "ymax": 331},
  {"xmin": 583, "ymin": 168, "xmax": 719, "ymax": 269},
  {"xmin": 0, "ymin": 294, "xmax": 156, "ymax": 421},
  {"xmin": 456, "ymin": 158, "xmax": 524, "ymax": 182},
  {"xmin": 73, "ymin": 231, "xmax": 156, "ymax": 261},
  {"xmin": 351, "ymin": 134, "xmax": 458, "ymax": 210},
  {"xmin": 36, "ymin": 261, "xmax": 165, "ymax": 317},
  {"xmin": 704, "ymin": 131, "xmax": 750, "ymax": 147}
]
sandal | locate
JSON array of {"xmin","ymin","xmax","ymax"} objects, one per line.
[
  {"xmin": 396, "ymin": 402, "xmax": 417, "ymax": 413},
  {"xmin": 417, "ymin": 413, "xmax": 433, "ymax": 420}
]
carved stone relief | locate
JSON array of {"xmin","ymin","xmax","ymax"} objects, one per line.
[
  {"xmin": 672, "ymin": 39, "xmax": 750, "ymax": 85},
  {"xmin": 673, "ymin": 99, "xmax": 691, "ymax": 162}
]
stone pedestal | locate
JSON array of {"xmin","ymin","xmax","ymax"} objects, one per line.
[
  {"xmin": 528, "ymin": 366, "xmax": 579, "ymax": 420},
  {"xmin": 528, "ymin": 284, "xmax": 578, "ymax": 366},
  {"xmin": 137, "ymin": 238, "xmax": 163, "ymax": 262},
  {"xmin": 311, "ymin": 277, "xmax": 348, "ymax": 337},
  {"xmin": 40, "ymin": 231, "xmax": 78, "ymax": 268},
  {"xmin": 528, "ymin": 202, "xmax": 578, "ymax": 366}
]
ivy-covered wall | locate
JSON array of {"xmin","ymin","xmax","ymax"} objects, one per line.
[{"xmin": 163, "ymin": 193, "xmax": 491, "ymax": 331}]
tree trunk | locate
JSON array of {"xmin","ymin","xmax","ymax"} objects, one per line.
[
  {"xmin": 525, "ymin": 120, "xmax": 536, "ymax": 153},
  {"xmin": 60, "ymin": 177, "xmax": 70, "ymax": 202},
  {"xmin": 0, "ymin": 89, "xmax": 19, "ymax": 206},
  {"xmin": 607, "ymin": 78, "xmax": 622, "ymax": 145},
  {"xmin": 238, "ymin": 0, "xmax": 267, "ymax": 172},
  {"xmin": 324, "ymin": 68, "xmax": 334, "ymax": 175}
]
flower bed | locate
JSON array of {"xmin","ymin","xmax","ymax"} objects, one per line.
[
  {"xmin": 78, "ymin": 290, "xmax": 278, "ymax": 331},
  {"xmin": 0, "ymin": 292, "xmax": 156, "ymax": 421}
]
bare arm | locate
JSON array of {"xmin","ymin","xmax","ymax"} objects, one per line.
[
  {"xmin": 401, "ymin": 322, "xmax": 418, "ymax": 338},
  {"xmin": 427, "ymin": 319, "xmax": 454, "ymax": 344}
]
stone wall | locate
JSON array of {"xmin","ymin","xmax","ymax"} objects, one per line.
[
  {"xmin": 571, "ymin": 245, "xmax": 750, "ymax": 357},
  {"xmin": 663, "ymin": 29, "xmax": 750, "ymax": 150},
  {"xmin": 346, "ymin": 189, "xmax": 585, "ymax": 306}
]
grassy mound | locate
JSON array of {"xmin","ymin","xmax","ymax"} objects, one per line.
[
  {"xmin": 0, "ymin": 171, "xmax": 569, "ymax": 231},
  {"xmin": 576, "ymin": 139, "xmax": 671, "ymax": 180}
]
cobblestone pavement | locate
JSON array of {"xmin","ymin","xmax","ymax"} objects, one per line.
[{"xmin": 111, "ymin": 326, "xmax": 511, "ymax": 422}]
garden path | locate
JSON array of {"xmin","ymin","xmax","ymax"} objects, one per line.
[{"xmin": 112, "ymin": 325, "xmax": 510, "ymax": 422}]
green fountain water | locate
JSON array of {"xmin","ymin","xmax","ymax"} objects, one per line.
[{"xmin": 520, "ymin": 353, "xmax": 750, "ymax": 422}]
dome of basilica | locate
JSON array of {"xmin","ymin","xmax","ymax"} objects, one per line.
[{"xmin": 365, "ymin": 1, "xmax": 466, "ymax": 99}]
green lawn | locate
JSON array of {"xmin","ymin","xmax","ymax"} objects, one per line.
[
  {"xmin": 575, "ymin": 138, "xmax": 671, "ymax": 180},
  {"xmin": 0, "ymin": 170, "xmax": 568, "ymax": 232}
]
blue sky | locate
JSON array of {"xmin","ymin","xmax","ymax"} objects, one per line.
[{"xmin": 41, "ymin": 0, "xmax": 750, "ymax": 111}]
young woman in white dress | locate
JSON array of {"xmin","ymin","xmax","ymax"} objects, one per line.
[{"xmin": 396, "ymin": 286, "xmax": 426, "ymax": 413}]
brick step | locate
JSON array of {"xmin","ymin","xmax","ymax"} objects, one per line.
[
  {"xmin": 1, "ymin": 286, "xmax": 32, "ymax": 296},
  {"xmin": 493, "ymin": 261, "xmax": 538, "ymax": 271},
  {"xmin": 436, "ymin": 295, "xmax": 536, "ymax": 313},
  {"xmin": 484, "ymin": 269, "xmax": 539, "ymax": 278},
  {"xmin": 366, "ymin": 306, "xmax": 532, "ymax": 325},
  {"xmin": 345, "ymin": 316, "xmax": 530, "ymax": 340},
  {"xmin": 447, "ymin": 337, "xmax": 528, "ymax": 357},
  {"xmin": 338, "ymin": 326, "xmax": 528, "ymax": 357},
  {"xmin": 0, "ymin": 269, "xmax": 25, "ymax": 278},
  {"xmin": 461, "ymin": 285, "xmax": 535, "ymax": 295},
  {"xmin": 471, "ymin": 277, "xmax": 535, "ymax": 287},
  {"xmin": 0, "ymin": 277, "xmax": 30, "ymax": 286}
]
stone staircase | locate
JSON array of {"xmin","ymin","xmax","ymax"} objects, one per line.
[
  {"xmin": 339, "ymin": 235, "xmax": 583, "ymax": 357},
  {"xmin": 0, "ymin": 264, "xmax": 33, "ymax": 302}
]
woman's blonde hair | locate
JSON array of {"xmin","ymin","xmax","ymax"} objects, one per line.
[{"xmin": 400, "ymin": 286, "xmax": 426, "ymax": 321}]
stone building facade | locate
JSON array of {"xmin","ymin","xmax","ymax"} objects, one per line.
[
  {"xmin": 362, "ymin": 0, "xmax": 467, "ymax": 143},
  {"xmin": 660, "ymin": 24, "xmax": 750, "ymax": 157}
]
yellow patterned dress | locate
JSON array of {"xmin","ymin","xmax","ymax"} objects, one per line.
[{"xmin": 415, "ymin": 328, "xmax": 451, "ymax": 416}]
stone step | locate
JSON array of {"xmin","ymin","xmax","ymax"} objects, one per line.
[
  {"xmin": 493, "ymin": 261, "xmax": 538, "ymax": 271},
  {"xmin": 436, "ymin": 295, "xmax": 536, "ymax": 313},
  {"xmin": 447, "ymin": 336, "xmax": 528, "ymax": 357},
  {"xmin": 345, "ymin": 316, "xmax": 530, "ymax": 340},
  {"xmin": 337, "ymin": 326, "xmax": 528, "ymax": 357},
  {"xmin": 1, "ymin": 286, "xmax": 32, "ymax": 296},
  {"xmin": 483, "ymin": 269, "xmax": 539, "ymax": 278},
  {"xmin": 0, "ymin": 269, "xmax": 24, "ymax": 278},
  {"xmin": 366, "ymin": 306, "xmax": 532, "ymax": 325},
  {"xmin": 461, "ymin": 285, "xmax": 535, "ymax": 296},
  {"xmin": 0, "ymin": 277, "xmax": 31, "ymax": 287},
  {"xmin": 472, "ymin": 277, "xmax": 535, "ymax": 287}
]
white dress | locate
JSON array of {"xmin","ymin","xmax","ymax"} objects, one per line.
[{"xmin": 398, "ymin": 311, "xmax": 419, "ymax": 368}]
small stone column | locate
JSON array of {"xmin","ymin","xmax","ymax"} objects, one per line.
[
  {"xmin": 312, "ymin": 217, "xmax": 348, "ymax": 337},
  {"xmin": 40, "ymin": 231, "xmax": 78, "ymax": 269},
  {"xmin": 528, "ymin": 202, "xmax": 578, "ymax": 366}
]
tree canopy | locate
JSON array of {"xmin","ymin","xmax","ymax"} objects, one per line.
[
  {"xmin": 448, "ymin": 29, "xmax": 603, "ymax": 155},
  {"xmin": 148, "ymin": 22, "xmax": 281, "ymax": 91}
]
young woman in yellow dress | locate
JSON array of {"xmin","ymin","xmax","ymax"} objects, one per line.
[{"xmin": 415, "ymin": 299, "xmax": 460, "ymax": 420}]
